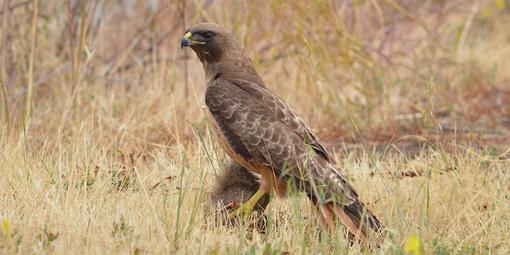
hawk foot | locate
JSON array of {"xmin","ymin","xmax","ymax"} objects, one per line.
[
  {"xmin": 227, "ymin": 188, "xmax": 267, "ymax": 221},
  {"xmin": 228, "ymin": 202, "xmax": 255, "ymax": 221}
]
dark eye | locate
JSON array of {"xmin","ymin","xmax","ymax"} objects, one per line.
[{"xmin": 202, "ymin": 32, "xmax": 215, "ymax": 40}]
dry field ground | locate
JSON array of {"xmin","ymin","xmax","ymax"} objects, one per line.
[{"xmin": 1, "ymin": 0, "xmax": 509, "ymax": 254}]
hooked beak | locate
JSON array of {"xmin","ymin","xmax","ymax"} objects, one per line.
[
  {"xmin": 180, "ymin": 31, "xmax": 205, "ymax": 49},
  {"xmin": 180, "ymin": 32, "xmax": 192, "ymax": 49}
]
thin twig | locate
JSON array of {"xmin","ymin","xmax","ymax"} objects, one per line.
[
  {"xmin": 1, "ymin": 0, "xmax": 11, "ymax": 128},
  {"xmin": 0, "ymin": 0, "xmax": 30, "ymax": 15},
  {"xmin": 67, "ymin": 0, "xmax": 75, "ymax": 83},
  {"xmin": 11, "ymin": 63, "xmax": 70, "ymax": 99},
  {"xmin": 70, "ymin": 0, "xmax": 93, "ymax": 107},
  {"xmin": 180, "ymin": 0, "xmax": 189, "ymax": 100},
  {"xmin": 24, "ymin": 0, "xmax": 38, "ymax": 131},
  {"xmin": 456, "ymin": 2, "xmax": 479, "ymax": 56},
  {"xmin": 100, "ymin": 5, "xmax": 169, "ymax": 76},
  {"xmin": 59, "ymin": 0, "xmax": 96, "ymax": 128},
  {"xmin": 382, "ymin": 0, "xmax": 431, "ymax": 35}
]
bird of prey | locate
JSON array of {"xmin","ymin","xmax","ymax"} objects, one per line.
[{"xmin": 181, "ymin": 23, "xmax": 385, "ymax": 244}]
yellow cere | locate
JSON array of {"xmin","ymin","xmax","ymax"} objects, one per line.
[{"xmin": 185, "ymin": 31, "xmax": 206, "ymax": 45}]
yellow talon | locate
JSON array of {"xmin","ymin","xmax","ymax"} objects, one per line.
[{"xmin": 228, "ymin": 188, "xmax": 267, "ymax": 221}]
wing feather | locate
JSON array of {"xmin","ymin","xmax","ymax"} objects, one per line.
[
  {"xmin": 205, "ymin": 78, "xmax": 357, "ymax": 206},
  {"xmin": 229, "ymin": 78, "xmax": 332, "ymax": 161}
]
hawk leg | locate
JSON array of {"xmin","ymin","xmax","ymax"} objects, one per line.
[{"xmin": 228, "ymin": 187, "xmax": 267, "ymax": 221}]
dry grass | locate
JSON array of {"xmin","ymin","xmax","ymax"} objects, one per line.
[{"xmin": 1, "ymin": 0, "xmax": 509, "ymax": 254}]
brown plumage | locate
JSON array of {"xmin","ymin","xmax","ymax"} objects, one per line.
[{"xmin": 182, "ymin": 23, "xmax": 385, "ymax": 245}]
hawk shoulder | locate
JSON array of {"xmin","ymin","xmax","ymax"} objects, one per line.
[
  {"xmin": 228, "ymin": 78, "xmax": 332, "ymax": 162},
  {"xmin": 205, "ymin": 78, "xmax": 306, "ymax": 175}
]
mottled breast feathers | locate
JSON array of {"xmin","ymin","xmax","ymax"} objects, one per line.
[{"xmin": 206, "ymin": 77, "xmax": 329, "ymax": 176}]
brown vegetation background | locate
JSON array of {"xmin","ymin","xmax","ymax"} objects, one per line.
[{"xmin": 1, "ymin": 0, "xmax": 509, "ymax": 254}]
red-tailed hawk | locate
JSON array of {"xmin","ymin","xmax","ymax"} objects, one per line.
[{"xmin": 181, "ymin": 23, "xmax": 385, "ymax": 245}]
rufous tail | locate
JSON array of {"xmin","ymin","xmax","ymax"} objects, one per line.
[{"xmin": 315, "ymin": 198, "xmax": 385, "ymax": 246}]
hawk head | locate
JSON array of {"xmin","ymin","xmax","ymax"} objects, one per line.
[{"xmin": 181, "ymin": 23, "xmax": 240, "ymax": 63}]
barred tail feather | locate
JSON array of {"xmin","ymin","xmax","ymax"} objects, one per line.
[
  {"xmin": 343, "ymin": 199, "xmax": 385, "ymax": 237},
  {"xmin": 316, "ymin": 199, "xmax": 385, "ymax": 246}
]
